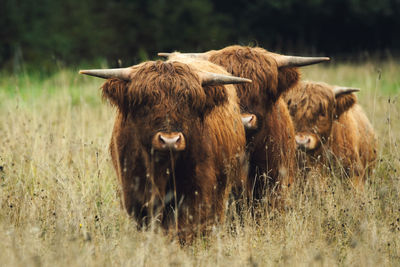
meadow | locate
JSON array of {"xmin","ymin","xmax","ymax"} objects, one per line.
[{"xmin": 0, "ymin": 60, "xmax": 399, "ymax": 266}]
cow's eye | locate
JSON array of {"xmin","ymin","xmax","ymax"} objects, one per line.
[{"xmin": 319, "ymin": 104, "xmax": 326, "ymax": 117}]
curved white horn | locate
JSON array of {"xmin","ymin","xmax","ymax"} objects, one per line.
[
  {"xmin": 199, "ymin": 71, "xmax": 252, "ymax": 86},
  {"xmin": 158, "ymin": 52, "xmax": 172, "ymax": 57},
  {"xmin": 79, "ymin": 68, "xmax": 132, "ymax": 80},
  {"xmin": 333, "ymin": 87, "xmax": 360, "ymax": 97},
  {"xmin": 275, "ymin": 55, "xmax": 330, "ymax": 68}
]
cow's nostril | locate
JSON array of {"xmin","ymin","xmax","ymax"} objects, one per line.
[{"xmin": 159, "ymin": 134, "xmax": 165, "ymax": 144}]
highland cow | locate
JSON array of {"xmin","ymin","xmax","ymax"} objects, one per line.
[
  {"xmin": 284, "ymin": 81, "xmax": 377, "ymax": 188},
  {"xmin": 160, "ymin": 46, "xmax": 329, "ymax": 206},
  {"xmin": 80, "ymin": 60, "xmax": 250, "ymax": 243}
]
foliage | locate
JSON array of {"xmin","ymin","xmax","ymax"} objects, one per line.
[{"xmin": 1, "ymin": 0, "xmax": 400, "ymax": 70}]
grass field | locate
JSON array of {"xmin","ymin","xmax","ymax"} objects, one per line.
[{"xmin": 1, "ymin": 60, "xmax": 400, "ymax": 266}]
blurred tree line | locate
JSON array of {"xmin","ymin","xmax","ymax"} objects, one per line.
[{"xmin": 1, "ymin": 0, "xmax": 399, "ymax": 71}]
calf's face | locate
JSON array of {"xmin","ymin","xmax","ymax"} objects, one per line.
[{"xmin": 285, "ymin": 82, "xmax": 358, "ymax": 152}]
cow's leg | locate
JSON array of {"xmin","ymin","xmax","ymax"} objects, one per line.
[{"xmin": 175, "ymin": 160, "xmax": 223, "ymax": 244}]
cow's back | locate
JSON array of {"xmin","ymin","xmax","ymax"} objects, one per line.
[
  {"xmin": 330, "ymin": 104, "xmax": 377, "ymax": 181},
  {"xmin": 349, "ymin": 105, "xmax": 377, "ymax": 173}
]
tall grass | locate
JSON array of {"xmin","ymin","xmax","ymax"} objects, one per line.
[{"xmin": 0, "ymin": 61, "xmax": 399, "ymax": 266}]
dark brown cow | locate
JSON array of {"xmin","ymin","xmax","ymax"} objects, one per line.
[
  {"xmin": 160, "ymin": 46, "xmax": 329, "ymax": 206},
  {"xmin": 80, "ymin": 60, "xmax": 249, "ymax": 243},
  {"xmin": 284, "ymin": 81, "xmax": 377, "ymax": 188}
]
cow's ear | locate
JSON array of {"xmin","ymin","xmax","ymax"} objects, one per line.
[
  {"xmin": 202, "ymin": 84, "xmax": 228, "ymax": 113},
  {"xmin": 278, "ymin": 67, "xmax": 300, "ymax": 96},
  {"xmin": 101, "ymin": 78, "xmax": 130, "ymax": 113},
  {"xmin": 335, "ymin": 92, "xmax": 357, "ymax": 117}
]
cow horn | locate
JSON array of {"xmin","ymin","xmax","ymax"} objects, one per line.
[
  {"xmin": 333, "ymin": 87, "xmax": 360, "ymax": 97},
  {"xmin": 158, "ymin": 52, "xmax": 209, "ymax": 60},
  {"xmin": 276, "ymin": 55, "xmax": 330, "ymax": 68},
  {"xmin": 199, "ymin": 71, "xmax": 252, "ymax": 86},
  {"xmin": 79, "ymin": 68, "xmax": 133, "ymax": 80},
  {"xmin": 158, "ymin": 52, "xmax": 172, "ymax": 57}
]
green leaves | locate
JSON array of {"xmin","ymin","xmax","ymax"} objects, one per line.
[{"xmin": 0, "ymin": 0, "xmax": 399, "ymax": 71}]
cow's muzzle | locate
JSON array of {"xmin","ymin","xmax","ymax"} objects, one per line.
[
  {"xmin": 152, "ymin": 132, "xmax": 186, "ymax": 151},
  {"xmin": 241, "ymin": 113, "xmax": 258, "ymax": 130},
  {"xmin": 295, "ymin": 134, "xmax": 317, "ymax": 150}
]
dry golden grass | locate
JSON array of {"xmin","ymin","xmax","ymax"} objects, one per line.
[{"xmin": 0, "ymin": 61, "xmax": 399, "ymax": 266}]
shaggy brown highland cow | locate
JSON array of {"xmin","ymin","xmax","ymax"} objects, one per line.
[
  {"xmin": 80, "ymin": 60, "xmax": 250, "ymax": 243},
  {"xmin": 160, "ymin": 46, "xmax": 329, "ymax": 206},
  {"xmin": 284, "ymin": 81, "xmax": 377, "ymax": 189}
]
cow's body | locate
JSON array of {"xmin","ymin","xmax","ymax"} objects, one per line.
[
  {"xmin": 329, "ymin": 104, "xmax": 377, "ymax": 185},
  {"xmin": 285, "ymin": 81, "xmax": 377, "ymax": 188},
  {"xmin": 93, "ymin": 60, "xmax": 247, "ymax": 243}
]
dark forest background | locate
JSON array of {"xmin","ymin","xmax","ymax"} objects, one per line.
[{"xmin": 1, "ymin": 0, "xmax": 399, "ymax": 72}]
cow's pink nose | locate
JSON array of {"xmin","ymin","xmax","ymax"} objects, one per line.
[
  {"xmin": 295, "ymin": 135, "xmax": 311, "ymax": 148},
  {"xmin": 241, "ymin": 113, "xmax": 258, "ymax": 130},
  {"xmin": 152, "ymin": 132, "xmax": 186, "ymax": 151}
]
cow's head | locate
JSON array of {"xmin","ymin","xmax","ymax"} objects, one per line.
[
  {"xmin": 80, "ymin": 61, "xmax": 250, "ymax": 155},
  {"xmin": 285, "ymin": 82, "xmax": 359, "ymax": 152},
  {"xmin": 159, "ymin": 46, "xmax": 329, "ymax": 133}
]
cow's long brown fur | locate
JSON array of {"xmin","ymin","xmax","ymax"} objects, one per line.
[
  {"xmin": 102, "ymin": 60, "xmax": 246, "ymax": 243},
  {"xmin": 192, "ymin": 45, "xmax": 299, "ymax": 205},
  {"xmin": 285, "ymin": 81, "xmax": 378, "ymax": 188}
]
